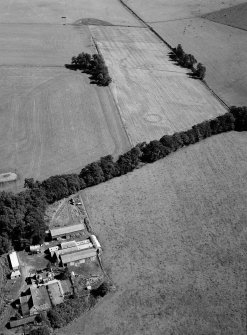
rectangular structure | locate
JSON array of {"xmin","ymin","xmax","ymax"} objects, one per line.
[
  {"xmin": 61, "ymin": 240, "xmax": 77, "ymax": 249},
  {"xmin": 9, "ymin": 251, "xmax": 19, "ymax": 270},
  {"xmin": 61, "ymin": 248, "xmax": 97, "ymax": 266},
  {"xmin": 30, "ymin": 286, "xmax": 52, "ymax": 315},
  {"xmin": 11, "ymin": 270, "xmax": 21, "ymax": 279},
  {"xmin": 50, "ymin": 224, "xmax": 84, "ymax": 239},
  {"xmin": 10, "ymin": 315, "xmax": 36, "ymax": 328}
]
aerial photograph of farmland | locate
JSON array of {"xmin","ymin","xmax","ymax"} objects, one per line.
[{"xmin": 0, "ymin": 0, "xmax": 246, "ymax": 334}]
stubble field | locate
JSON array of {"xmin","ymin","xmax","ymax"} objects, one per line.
[
  {"xmin": 125, "ymin": 0, "xmax": 247, "ymax": 105},
  {"xmin": 90, "ymin": 25, "xmax": 227, "ymax": 144},
  {"xmin": 0, "ymin": 66, "xmax": 130, "ymax": 191},
  {"xmin": 60, "ymin": 131, "xmax": 247, "ymax": 335},
  {"xmin": 0, "ymin": 1, "xmax": 132, "ymax": 191}
]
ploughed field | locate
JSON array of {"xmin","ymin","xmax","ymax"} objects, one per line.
[
  {"xmin": 125, "ymin": 0, "xmax": 247, "ymax": 105},
  {"xmin": 90, "ymin": 25, "xmax": 227, "ymax": 144},
  {"xmin": 60, "ymin": 132, "xmax": 247, "ymax": 335}
]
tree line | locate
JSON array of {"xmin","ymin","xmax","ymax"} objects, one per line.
[
  {"xmin": 172, "ymin": 44, "xmax": 206, "ymax": 80},
  {"xmin": 0, "ymin": 107, "xmax": 246, "ymax": 255},
  {"xmin": 68, "ymin": 52, "xmax": 112, "ymax": 86}
]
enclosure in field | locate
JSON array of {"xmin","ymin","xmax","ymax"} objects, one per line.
[
  {"xmin": 0, "ymin": 67, "xmax": 130, "ymax": 191},
  {"xmin": 90, "ymin": 25, "xmax": 227, "ymax": 144},
  {"xmin": 59, "ymin": 132, "xmax": 247, "ymax": 335}
]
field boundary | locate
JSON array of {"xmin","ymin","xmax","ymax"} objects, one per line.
[
  {"xmin": 118, "ymin": 0, "xmax": 230, "ymax": 110},
  {"xmin": 91, "ymin": 35, "xmax": 134, "ymax": 147}
]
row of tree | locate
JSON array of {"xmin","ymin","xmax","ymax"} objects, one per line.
[
  {"xmin": 0, "ymin": 107, "xmax": 246, "ymax": 254},
  {"xmin": 173, "ymin": 44, "xmax": 206, "ymax": 79},
  {"xmin": 70, "ymin": 52, "xmax": 112, "ymax": 86}
]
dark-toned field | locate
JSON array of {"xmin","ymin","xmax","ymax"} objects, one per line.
[{"xmin": 204, "ymin": 2, "xmax": 247, "ymax": 30}]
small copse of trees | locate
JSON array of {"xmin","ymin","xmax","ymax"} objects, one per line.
[
  {"xmin": 173, "ymin": 44, "xmax": 206, "ymax": 79},
  {"xmin": 70, "ymin": 52, "xmax": 112, "ymax": 86}
]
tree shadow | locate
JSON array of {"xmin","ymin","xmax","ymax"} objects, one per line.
[{"xmin": 64, "ymin": 64, "xmax": 108, "ymax": 86}]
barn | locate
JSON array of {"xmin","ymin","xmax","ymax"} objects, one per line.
[{"xmin": 61, "ymin": 248, "xmax": 97, "ymax": 266}]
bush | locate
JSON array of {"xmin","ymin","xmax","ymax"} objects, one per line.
[{"xmin": 91, "ymin": 281, "xmax": 111, "ymax": 298}]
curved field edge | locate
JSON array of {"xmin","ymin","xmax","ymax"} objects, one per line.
[{"xmin": 61, "ymin": 131, "xmax": 247, "ymax": 335}]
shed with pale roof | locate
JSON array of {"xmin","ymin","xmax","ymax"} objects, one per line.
[
  {"xmin": 50, "ymin": 224, "xmax": 84, "ymax": 239},
  {"xmin": 9, "ymin": 251, "xmax": 19, "ymax": 271},
  {"xmin": 61, "ymin": 248, "xmax": 97, "ymax": 266}
]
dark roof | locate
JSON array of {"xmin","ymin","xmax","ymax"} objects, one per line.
[
  {"xmin": 30, "ymin": 286, "xmax": 51, "ymax": 311},
  {"xmin": 10, "ymin": 315, "xmax": 36, "ymax": 328}
]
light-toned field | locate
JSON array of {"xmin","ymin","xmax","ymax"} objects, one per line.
[
  {"xmin": 0, "ymin": 67, "xmax": 130, "ymax": 191},
  {"xmin": 204, "ymin": 2, "xmax": 247, "ymax": 30},
  {"xmin": 0, "ymin": 0, "xmax": 142, "ymax": 26},
  {"xmin": 126, "ymin": 0, "xmax": 246, "ymax": 22},
  {"xmin": 90, "ymin": 25, "xmax": 227, "ymax": 144},
  {"xmin": 125, "ymin": 0, "xmax": 247, "ymax": 105},
  {"xmin": 0, "ymin": 24, "xmax": 93, "ymax": 66},
  {"xmin": 59, "ymin": 131, "xmax": 247, "ymax": 335}
]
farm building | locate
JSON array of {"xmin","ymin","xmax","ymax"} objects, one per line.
[
  {"xmin": 36, "ymin": 271, "xmax": 54, "ymax": 284},
  {"xmin": 61, "ymin": 240, "xmax": 77, "ymax": 249},
  {"xmin": 30, "ymin": 245, "xmax": 41, "ymax": 253},
  {"xmin": 77, "ymin": 239, "xmax": 93, "ymax": 250},
  {"xmin": 50, "ymin": 224, "xmax": 84, "ymax": 240},
  {"xmin": 9, "ymin": 251, "xmax": 19, "ymax": 271},
  {"xmin": 29, "ymin": 286, "xmax": 52, "ymax": 315},
  {"xmin": 47, "ymin": 281, "xmax": 64, "ymax": 305},
  {"xmin": 61, "ymin": 248, "xmax": 97, "ymax": 266},
  {"xmin": 49, "ymin": 245, "xmax": 59, "ymax": 257},
  {"xmin": 11, "ymin": 270, "xmax": 21, "ymax": 280},
  {"xmin": 10, "ymin": 315, "xmax": 36, "ymax": 329},
  {"xmin": 20, "ymin": 295, "xmax": 32, "ymax": 316}
]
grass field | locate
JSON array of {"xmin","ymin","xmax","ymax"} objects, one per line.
[
  {"xmin": 0, "ymin": 66, "xmax": 130, "ymax": 191},
  {"xmin": 0, "ymin": 0, "xmax": 142, "ymax": 26},
  {"xmin": 90, "ymin": 25, "xmax": 227, "ymax": 144},
  {"xmin": 57, "ymin": 131, "xmax": 247, "ymax": 335},
  {"xmin": 125, "ymin": 0, "xmax": 247, "ymax": 105}
]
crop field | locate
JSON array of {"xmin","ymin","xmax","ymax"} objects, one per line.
[
  {"xmin": 0, "ymin": 0, "xmax": 142, "ymax": 26},
  {"xmin": 90, "ymin": 25, "xmax": 227, "ymax": 144},
  {"xmin": 125, "ymin": 0, "xmax": 247, "ymax": 105},
  {"xmin": 57, "ymin": 131, "xmax": 247, "ymax": 335},
  {"xmin": 0, "ymin": 67, "xmax": 130, "ymax": 191}
]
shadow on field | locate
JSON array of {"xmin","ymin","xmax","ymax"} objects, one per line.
[{"xmin": 168, "ymin": 52, "xmax": 199, "ymax": 79}]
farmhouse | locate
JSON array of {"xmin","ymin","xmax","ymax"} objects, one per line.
[
  {"xmin": 61, "ymin": 248, "xmax": 97, "ymax": 266},
  {"xmin": 9, "ymin": 251, "xmax": 19, "ymax": 271},
  {"xmin": 29, "ymin": 286, "xmax": 52, "ymax": 315},
  {"xmin": 10, "ymin": 270, "xmax": 21, "ymax": 280},
  {"xmin": 50, "ymin": 224, "xmax": 84, "ymax": 240},
  {"xmin": 47, "ymin": 281, "xmax": 64, "ymax": 305}
]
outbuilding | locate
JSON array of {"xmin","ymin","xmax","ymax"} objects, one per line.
[
  {"xmin": 61, "ymin": 248, "xmax": 97, "ymax": 266},
  {"xmin": 50, "ymin": 224, "xmax": 84, "ymax": 240},
  {"xmin": 9, "ymin": 251, "xmax": 19, "ymax": 271},
  {"xmin": 10, "ymin": 270, "xmax": 21, "ymax": 280}
]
